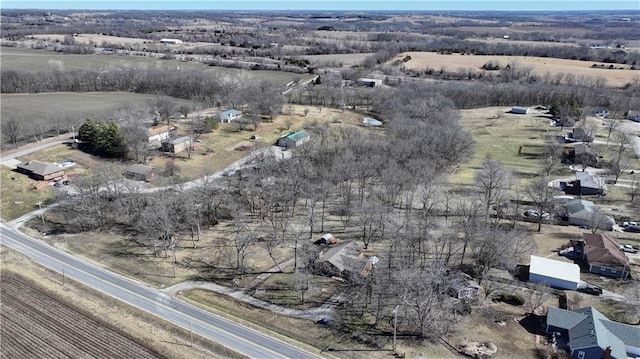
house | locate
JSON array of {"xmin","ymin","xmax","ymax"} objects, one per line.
[
  {"xmin": 562, "ymin": 144, "xmax": 597, "ymax": 166},
  {"xmin": 315, "ymin": 241, "xmax": 366, "ymax": 277},
  {"xmin": 511, "ymin": 106, "xmax": 531, "ymax": 114},
  {"xmin": 278, "ymin": 130, "xmax": 310, "ymax": 149},
  {"xmin": 15, "ymin": 160, "xmax": 65, "ymax": 183},
  {"xmin": 219, "ymin": 109, "xmax": 242, "ymax": 123},
  {"xmin": 528, "ymin": 255, "xmax": 580, "ymax": 290},
  {"xmin": 448, "ymin": 273, "xmax": 481, "ymax": 299},
  {"xmin": 546, "ymin": 306, "xmax": 640, "ymax": 359},
  {"xmin": 627, "ymin": 110, "xmax": 640, "ymax": 122},
  {"xmin": 124, "ymin": 164, "xmax": 155, "ymax": 182},
  {"xmin": 356, "ymin": 78, "xmax": 383, "ymax": 87},
  {"xmin": 563, "ymin": 199, "xmax": 614, "ymax": 230},
  {"xmin": 561, "ymin": 172, "xmax": 607, "ymax": 196},
  {"xmin": 582, "ymin": 233, "xmax": 631, "ymax": 279},
  {"xmin": 564, "ymin": 127, "xmax": 594, "ymax": 143},
  {"xmin": 147, "ymin": 125, "xmax": 176, "ymax": 148},
  {"xmin": 162, "ymin": 136, "xmax": 192, "ymax": 153},
  {"xmin": 592, "ymin": 107, "xmax": 610, "ymax": 118},
  {"xmin": 159, "ymin": 38, "xmax": 182, "ymax": 45},
  {"xmin": 362, "ymin": 117, "xmax": 383, "ymax": 126}
]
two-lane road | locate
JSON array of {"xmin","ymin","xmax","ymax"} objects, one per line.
[{"xmin": 0, "ymin": 224, "xmax": 322, "ymax": 359}]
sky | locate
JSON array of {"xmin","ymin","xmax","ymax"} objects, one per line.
[{"xmin": 2, "ymin": 0, "xmax": 639, "ymax": 11}]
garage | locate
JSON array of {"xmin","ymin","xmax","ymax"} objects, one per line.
[{"xmin": 529, "ymin": 255, "xmax": 580, "ymax": 290}]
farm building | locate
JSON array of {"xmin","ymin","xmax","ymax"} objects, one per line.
[
  {"xmin": 219, "ymin": 109, "xmax": 243, "ymax": 123},
  {"xmin": 362, "ymin": 117, "xmax": 383, "ymax": 126},
  {"xmin": 511, "ymin": 106, "xmax": 531, "ymax": 114},
  {"xmin": 147, "ymin": 125, "xmax": 176, "ymax": 148},
  {"xmin": 278, "ymin": 130, "xmax": 310, "ymax": 149},
  {"xmin": 546, "ymin": 306, "xmax": 640, "ymax": 359},
  {"xmin": 159, "ymin": 38, "xmax": 182, "ymax": 45},
  {"xmin": 528, "ymin": 255, "xmax": 580, "ymax": 290},
  {"xmin": 15, "ymin": 160, "xmax": 65, "ymax": 183},
  {"xmin": 162, "ymin": 136, "xmax": 192, "ymax": 153},
  {"xmin": 124, "ymin": 164, "xmax": 155, "ymax": 182},
  {"xmin": 627, "ymin": 110, "xmax": 640, "ymax": 122},
  {"xmin": 582, "ymin": 233, "xmax": 631, "ymax": 279}
]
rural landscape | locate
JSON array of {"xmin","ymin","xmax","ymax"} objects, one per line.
[{"xmin": 1, "ymin": 5, "xmax": 640, "ymax": 359}]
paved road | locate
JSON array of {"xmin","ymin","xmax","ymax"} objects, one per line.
[{"xmin": 0, "ymin": 224, "xmax": 322, "ymax": 359}]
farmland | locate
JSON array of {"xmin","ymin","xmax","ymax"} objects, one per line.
[
  {"xmin": 0, "ymin": 273, "xmax": 162, "ymax": 359},
  {"xmin": 391, "ymin": 51, "xmax": 638, "ymax": 88}
]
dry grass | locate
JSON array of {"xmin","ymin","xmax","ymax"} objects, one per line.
[{"xmin": 391, "ymin": 51, "xmax": 638, "ymax": 88}]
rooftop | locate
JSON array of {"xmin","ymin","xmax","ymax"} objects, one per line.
[
  {"xmin": 529, "ymin": 255, "xmax": 580, "ymax": 284},
  {"xmin": 16, "ymin": 160, "xmax": 63, "ymax": 176},
  {"xmin": 582, "ymin": 233, "xmax": 629, "ymax": 270}
]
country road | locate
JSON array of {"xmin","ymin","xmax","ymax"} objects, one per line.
[{"xmin": 0, "ymin": 223, "xmax": 323, "ymax": 359}]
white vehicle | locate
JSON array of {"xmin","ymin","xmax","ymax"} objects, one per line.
[{"xmin": 620, "ymin": 244, "xmax": 638, "ymax": 253}]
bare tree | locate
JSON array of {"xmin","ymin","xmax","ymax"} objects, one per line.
[
  {"xmin": 474, "ymin": 157, "xmax": 513, "ymax": 221},
  {"xmin": 177, "ymin": 103, "xmax": 192, "ymax": 119},
  {"xmin": 149, "ymin": 96, "xmax": 177, "ymax": 125},
  {"xmin": 603, "ymin": 116, "xmax": 622, "ymax": 146},
  {"xmin": 539, "ymin": 137, "xmax": 563, "ymax": 177},
  {"xmin": 526, "ymin": 282, "xmax": 551, "ymax": 314},
  {"xmin": 525, "ymin": 176, "xmax": 559, "ymax": 232},
  {"xmin": 630, "ymin": 174, "xmax": 640, "ymax": 204},
  {"xmin": 1, "ymin": 118, "xmax": 21, "ymax": 147}
]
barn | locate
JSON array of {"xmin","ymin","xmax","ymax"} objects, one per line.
[
  {"xmin": 511, "ymin": 106, "xmax": 531, "ymax": 114},
  {"xmin": 278, "ymin": 130, "xmax": 310, "ymax": 149},
  {"xmin": 529, "ymin": 255, "xmax": 580, "ymax": 290}
]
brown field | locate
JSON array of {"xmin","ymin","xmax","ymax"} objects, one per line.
[
  {"xmin": 391, "ymin": 51, "xmax": 639, "ymax": 88},
  {"xmin": 301, "ymin": 53, "xmax": 374, "ymax": 67},
  {"xmin": 0, "ymin": 273, "xmax": 162, "ymax": 359},
  {"xmin": 31, "ymin": 33, "xmax": 148, "ymax": 45}
]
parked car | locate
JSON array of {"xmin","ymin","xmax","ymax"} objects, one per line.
[
  {"xmin": 577, "ymin": 284, "xmax": 602, "ymax": 296},
  {"xmin": 524, "ymin": 209, "xmax": 550, "ymax": 220},
  {"xmin": 620, "ymin": 244, "xmax": 639, "ymax": 253},
  {"xmin": 622, "ymin": 221, "xmax": 638, "ymax": 227},
  {"xmin": 624, "ymin": 225, "xmax": 640, "ymax": 233}
]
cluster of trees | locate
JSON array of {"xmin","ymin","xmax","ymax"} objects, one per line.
[{"xmin": 78, "ymin": 119, "xmax": 127, "ymax": 157}]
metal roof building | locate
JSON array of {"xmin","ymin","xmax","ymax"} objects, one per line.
[{"xmin": 529, "ymin": 255, "xmax": 580, "ymax": 290}]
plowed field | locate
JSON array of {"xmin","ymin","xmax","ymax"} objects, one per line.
[{"xmin": 0, "ymin": 274, "xmax": 163, "ymax": 359}]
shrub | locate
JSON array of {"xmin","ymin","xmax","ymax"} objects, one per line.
[{"xmin": 497, "ymin": 293, "xmax": 525, "ymax": 306}]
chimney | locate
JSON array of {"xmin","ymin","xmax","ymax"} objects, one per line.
[{"xmin": 603, "ymin": 346, "xmax": 612, "ymax": 359}]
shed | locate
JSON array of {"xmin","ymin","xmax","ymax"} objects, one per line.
[
  {"xmin": 529, "ymin": 255, "xmax": 580, "ymax": 290},
  {"xmin": 219, "ymin": 109, "xmax": 242, "ymax": 123},
  {"xmin": 278, "ymin": 130, "xmax": 310, "ymax": 149},
  {"xmin": 162, "ymin": 136, "xmax": 192, "ymax": 153},
  {"xmin": 356, "ymin": 78, "xmax": 382, "ymax": 87},
  {"xmin": 124, "ymin": 164, "xmax": 155, "ymax": 182},
  {"xmin": 362, "ymin": 117, "xmax": 383, "ymax": 126},
  {"xmin": 448, "ymin": 273, "xmax": 481, "ymax": 299},
  {"xmin": 511, "ymin": 106, "xmax": 531, "ymax": 114},
  {"xmin": 159, "ymin": 38, "xmax": 182, "ymax": 45}
]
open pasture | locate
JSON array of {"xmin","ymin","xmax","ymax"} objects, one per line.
[
  {"xmin": 0, "ymin": 92, "xmax": 159, "ymax": 125},
  {"xmin": 392, "ymin": 51, "xmax": 638, "ymax": 88},
  {"xmin": 1, "ymin": 47, "xmax": 305, "ymax": 85}
]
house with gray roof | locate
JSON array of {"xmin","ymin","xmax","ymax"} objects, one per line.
[
  {"xmin": 219, "ymin": 109, "xmax": 242, "ymax": 123},
  {"xmin": 278, "ymin": 130, "xmax": 310, "ymax": 149},
  {"xmin": 563, "ymin": 199, "xmax": 614, "ymax": 231},
  {"xmin": 124, "ymin": 164, "xmax": 155, "ymax": 182},
  {"xmin": 546, "ymin": 306, "xmax": 640, "ymax": 359},
  {"xmin": 315, "ymin": 241, "xmax": 365, "ymax": 277},
  {"xmin": 15, "ymin": 160, "xmax": 65, "ymax": 182},
  {"xmin": 561, "ymin": 172, "xmax": 606, "ymax": 196}
]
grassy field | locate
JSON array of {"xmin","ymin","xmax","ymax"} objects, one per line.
[
  {"xmin": 1, "ymin": 47, "xmax": 308, "ymax": 85},
  {"xmin": 391, "ymin": 51, "xmax": 638, "ymax": 88},
  {"xmin": 1, "ymin": 92, "xmax": 160, "ymax": 125}
]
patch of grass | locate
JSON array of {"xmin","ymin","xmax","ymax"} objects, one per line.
[{"xmin": 0, "ymin": 166, "xmax": 56, "ymax": 221}]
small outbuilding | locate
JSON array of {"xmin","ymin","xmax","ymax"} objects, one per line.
[
  {"xmin": 511, "ymin": 106, "xmax": 531, "ymax": 114},
  {"xmin": 448, "ymin": 273, "xmax": 481, "ymax": 299},
  {"xmin": 219, "ymin": 109, "xmax": 243, "ymax": 123},
  {"xmin": 529, "ymin": 255, "xmax": 580, "ymax": 290},
  {"xmin": 278, "ymin": 130, "xmax": 310, "ymax": 149},
  {"xmin": 362, "ymin": 117, "xmax": 383, "ymax": 126},
  {"xmin": 356, "ymin": 78, "xmax": 382, "ymax": 87},
  {"xmin": 159, "ymin": 38, "xmax": 182, "ymax": 45},
  {"xmin": 162, "ymin": 136, "xmax": 192, "ymax": 153},
  {"xmin": 627, "ymin": 110, "xmax": 640, "ymax": 122},
  {"xmin": 124, "ymin": 164, "xmax": 155, "ymax": 182}
]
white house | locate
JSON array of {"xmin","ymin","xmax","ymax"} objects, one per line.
[
  {"xmin": 160, "ymin": 38, "xmax": 183, "ymax": 45},
  {"xmin": 219, "ymin": 109, "xmax": 243, "ymax": 123},
  {"xmin": 529, "ymin": 255, "xmax": 580, "ymax": 290},
  {"xmin": 147, "ymin": 125, "xmax": 175, "ymax": 148},
  {"xmin": 362, "ymin": 117, "xmax": 383, "ymax": 126}
]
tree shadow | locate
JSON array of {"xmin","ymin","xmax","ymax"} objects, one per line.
[{"xmin": 519, "ymin": 313, "xmax": 544, "ymax": 335}]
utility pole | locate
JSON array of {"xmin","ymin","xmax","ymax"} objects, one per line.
[
  {"xmin": 393, "ymin": 305, "xmax": 399, "ymax": 351},
  {"xmin": 36, "ymin": 201, "xmax": 44, "ymax": 226},
  {"xmin": 190, "ymin": 320, "xmax": 193, "ymax": 347}
]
